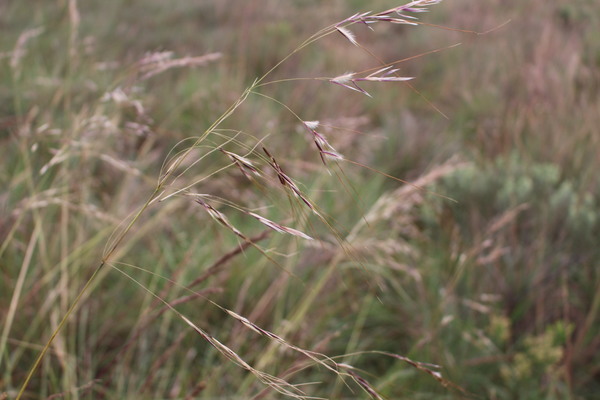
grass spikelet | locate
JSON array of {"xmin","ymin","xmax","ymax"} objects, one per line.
[
  {"xmin": 335, "ymin": 26, "xmax": 359, "ymax": 47},
  {"xmin": 301, "ymin": 120, "xmax": 344, "ymax": 163},
  {"xmin": 329, "ymin": 72, "xmax": 372, "ymax": 97},
  {"xmin": 246, "ymin": 211, "xmax": 314, "ymax": 240},
  {"xmin": 341, "ymin": 366, "xmax": 385, "ymax": 400},
  {"xmin": 194, "ymin": 198, "xmax": 246, "ymax": 239},
  {"xmin": 330, "ymin": 67, "xmax": 413, "ymax": 97},
  {"xmin": 262, "ymin": 147, "xmax": 321, "ymax": 216},
  {"xmin": 220, "ymin": 148, "xmax": 261, "ymax": 179}
]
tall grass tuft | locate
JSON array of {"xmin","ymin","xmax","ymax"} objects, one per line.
[
  {"xmin": 1, "ymin": 1, "xmax": 471, "ymax": 399},
  {"xmin": 3, "ymin": 0, "xmax": 598, "ymax": 398}
]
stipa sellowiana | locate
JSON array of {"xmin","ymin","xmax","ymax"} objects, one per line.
[{"xmin": 14, "ymin": 1, "xmax": 473, "ymax": 398}]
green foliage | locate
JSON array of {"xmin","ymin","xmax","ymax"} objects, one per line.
[{"xmin": 429, "ymin": 153, "xmax": 600, "ymax": 251}]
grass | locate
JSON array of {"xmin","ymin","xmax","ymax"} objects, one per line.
[{"xmin": 1, "ymin": 0, "xmax": 599, "ymax": 399}]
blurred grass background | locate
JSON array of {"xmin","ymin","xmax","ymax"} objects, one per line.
[{"xmin": 1, "ymin": 0, "xmax": 599, "ymax": 398}]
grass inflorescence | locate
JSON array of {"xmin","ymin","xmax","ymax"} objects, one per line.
[{"xmin": 1, "ymin": 0, "xmax": 599, "ymax": 399}]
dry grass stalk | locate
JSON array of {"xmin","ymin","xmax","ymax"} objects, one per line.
[
  {"xmin": 10, "ymin": 27, "xmax": 44, "ymax": 72},
  {"xmin": 137, "ymin": 52, "xmax": 222, "ymax": 81}
]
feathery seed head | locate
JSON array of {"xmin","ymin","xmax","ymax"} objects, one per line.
[
  {"xmin": 220, "ymin": 148, "xmax": 260, "ymax": 179},
  {"xmin": 247, "ymin": 212, "xmax": 314, "ymax": 240},
  {"xmin": 336, "ymin": 26, "xmax": 359, "ymax": 47}
]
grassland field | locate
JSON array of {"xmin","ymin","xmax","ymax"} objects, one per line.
[{"xmin": 1, "ymin": 0, "xmax": 599, "ymax": 398}]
